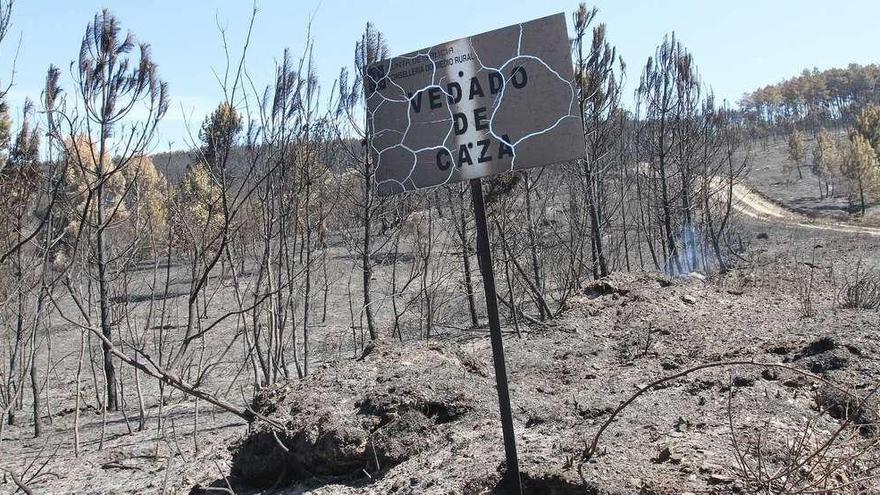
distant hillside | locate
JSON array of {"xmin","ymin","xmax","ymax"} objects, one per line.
[
  {"xmin": 150, "ymin": 138, "xmax": 362, "ymax": 185},
  {"xmin": 740, "ymin": 63, "xmax": 880, "ymax": 129}
]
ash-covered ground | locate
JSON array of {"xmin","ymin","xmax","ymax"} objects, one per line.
[
  {"xmin": 213, "ymin": 228, "xmax": 880, "ymax": 494},
  {"xmin": 3, "ymin": 198, "xmax": 880, "ymax": 495}
]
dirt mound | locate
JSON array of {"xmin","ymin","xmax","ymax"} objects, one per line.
[
  {"xmin": 816, "ymin": 385, "xmax": 880, "ymax": 436},
  {"xmin": 794, "ymin": 337, "xmax": 849, "ymax": 373},
  {"xmin": 230, "ymin": 342, "xmax": 498, "ymax": 488}
]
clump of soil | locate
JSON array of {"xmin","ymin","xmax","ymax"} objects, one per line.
[
  {"xmin": 816, "ymin": 386, "xmax": 880, "ymax": 436},
  {"xmin": 230, "ymin": 342, "xmax": 494, "ymax": 488},
  {"xmin": 791, "ymin": 336, "xmax": 858, "ymax": 373}
]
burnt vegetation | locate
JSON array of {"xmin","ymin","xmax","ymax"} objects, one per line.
[{"xmin": 1, "ymin": 2, "xmax": 880, "ymax": 494}]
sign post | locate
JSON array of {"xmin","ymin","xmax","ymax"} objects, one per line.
[
  {"xmin": 365, "ymin": 13, "xmax": 584, "ymax": 492},
  {"xmin": 469, "ymin": 176, "xmax": 520, "ymax": 492}
]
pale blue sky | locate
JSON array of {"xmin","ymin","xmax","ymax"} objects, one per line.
[{"xmin": 3, "ymin": 1, "xmax": 877, "ymax": 151}]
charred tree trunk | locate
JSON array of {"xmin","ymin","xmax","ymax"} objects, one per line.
[
  {"xmin": 95, "ymin": 146, "xmax": 118, "ymax": 412},
  {"xmin": 456, "ymin": 190, "xmax": 479, "ymax": 328},
  {"xmin": 362, "ymin": 147, "xmax": 377, "ymax": 340}
]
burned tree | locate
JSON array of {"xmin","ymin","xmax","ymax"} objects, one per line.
[
  {"xmin": 64, "ymin": 9, "xmax": 168, "ymax": 410},
  {"xmin": 334, "ymin": 23, "xmax": 388, "ymax": 341},
  {"xmin": 573, "ymin": 3, "xmax": 625, "ymax": 280},
  {"xmin": 635, "ymin": 34, "xmax": 746, "ymax": 275}
]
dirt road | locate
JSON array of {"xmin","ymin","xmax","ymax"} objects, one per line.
[{"xmin": 726, "ymin": 179, "xmax": 880, "ymax": 237}]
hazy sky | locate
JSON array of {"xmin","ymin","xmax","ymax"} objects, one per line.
[{"xmin": 4, "ymin": 0, "xmax": 878, "ymax": 150}]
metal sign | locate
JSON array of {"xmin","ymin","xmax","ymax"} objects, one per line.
[{"xmin": 366, "ymin": 13, "xmax": 583, "ymax": 196}]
